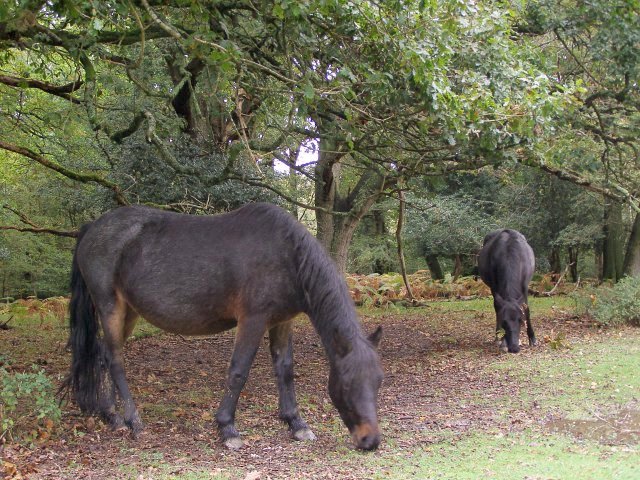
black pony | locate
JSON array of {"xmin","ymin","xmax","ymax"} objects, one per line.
[
  {"xmin": 62, "ymin": 203, "xmax": 383, "ymax": 450},
  {"xmin": 478, "ymin": 229, "xmax": 537, "ymax": 353}
]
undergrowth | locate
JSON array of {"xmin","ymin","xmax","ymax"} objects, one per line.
[
  {"xmin": 0, "ymin": 366, "xmax": 62, "ymax": 443},
  {"xmin": 574, "ymin": 276, "xmax": 640, "ymax": 326}
]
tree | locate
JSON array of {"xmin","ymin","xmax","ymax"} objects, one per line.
[
  {"xmin": 521, "ymin": 0, "xmax": 640, "ymax": 279},
  {"xmin": 1, "ymin": 1, "xmax": 567, "ymax": 272},
  {"xmin": 405, "ymin": 175, "xmax": 497, "ymax": 279}
]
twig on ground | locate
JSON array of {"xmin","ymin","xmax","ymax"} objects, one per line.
[{"xmin": 0, "ymin": 315, "xmax": 14, "ymax": 330}]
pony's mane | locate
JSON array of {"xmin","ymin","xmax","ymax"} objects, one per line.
[{"xmin": 239, "ymin": 203, "xmax": 368, "ymax": 359}]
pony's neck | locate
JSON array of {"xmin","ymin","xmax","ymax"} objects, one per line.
[
  {"xmin": 301, "ymin": 267, "xmax": 363, "ymax": 360},
  {"xmin": 294, "ymin": 230, "xmax": 364, "ymax": 360},
  {"xmin": 308, "ymin": 294, "xmax": 363, "ymax": 361}
]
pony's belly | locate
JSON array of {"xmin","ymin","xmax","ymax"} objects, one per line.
[{"xmin": 144, "ymin": 313, "xmax": 238, "ymax": 336}]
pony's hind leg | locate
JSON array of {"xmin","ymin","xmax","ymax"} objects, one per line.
[
  {"xmin": 269, "ymin": 322, "xmax": 315, "ymax": 442},
  {"xmin": 216, "ymin": 317, "xmax": 265, "ymax": 449},
  {"xmin": 99, "ymin": 295, "xmax": 144, "ymax": 436},
  {"xmin": 98, "ymin": 309, "xmax": 139, "ymax": 430}
]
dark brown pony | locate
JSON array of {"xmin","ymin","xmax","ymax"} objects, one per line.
[
  {"xmin": 478, "ymin": 229, "xmax": 537, "ymax": 353},
  {"xmin": 63, "ymin": 203, "xmax": 383, "ymax": 450}
]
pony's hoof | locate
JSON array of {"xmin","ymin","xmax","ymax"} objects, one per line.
[
  {"xmin": 224, "ymin": 437, "xmax": 244, "ymax": 450},
  {"xmin": 131, "ymin": 425, "xmax": 145, "ymax": 440},
  {"xmin": 293, "ymin": 428, "xmax": 316, "ymax": 441},
  {"xmin": 108, "ymin": 415, "xmax": 126, "ymax": 431},
  {"xmin": 499, "ymin": 344, "xmax": 509, "ymax": 353},
  {"xmin": 127, "ymin": 416, "xmax": 145, "ymax": 439},
  {"xmin": 529, "ymin": 337, "xmax": 539, "ymax": 347}
]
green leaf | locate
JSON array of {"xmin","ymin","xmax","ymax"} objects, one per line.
[{"xmin": 303, "ymin": 81, "xmax": 315, "ymax": 101}]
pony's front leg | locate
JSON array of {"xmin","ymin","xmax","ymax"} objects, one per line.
[
  {"xmin": 524, "ymin": 303, "xmax": 538, "ymax": 347},
  {"xmin": 216, "ymin": 320, "xmax": 264, "ymax": 450},
  {"xmin": 494, "ymin": 322, "xmax": 508, "ymax": 353},
  {"xmin": 493, "ymin": 303, "xmax": 506, "ymax": 351},
  {"xmin": 269, "ymin": 322, "xmax": 315, "ymax": 442}
]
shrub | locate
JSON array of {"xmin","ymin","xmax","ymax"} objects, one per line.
[
  {"xmin": 578, "ymin": 276, "xmax": 640, "ymax": 327},
  {"xmin": 1, "ymin": 366, "xmax": 61, "ymax": 443}
]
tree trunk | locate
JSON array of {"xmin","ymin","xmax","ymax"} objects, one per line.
[
  {"xmin": 364, "ymin": 209, "xmax": 393, "ymax": 274},
  {"xmin": 426, "ymin": 255, "xmax": 444, "ymax": 281},
  {"xmin": 623, "ymin": 211, "xmax": 640, "ymax": 277},
  {"xmin": 313, "ymin": 133, "xmax": 385, "ymax": 273},
  {"xmin": 330, "ymin": 215, "xmax": 362, "ymax": 273},
  {"xmin": 595, "ymin": 250, "xmax": 603, "ymax": 281},
  {"xmin": 548, "ymin": 247, "xmax": 561, "ymax": 275},
  {"xmin": 452, "ymin": 254, "xmax": 475, "ymax": 279},
  {"xmin": 372, "ymin": 210, "xmax": 387, "ymax": 235},
  {"xmin": 568, "ymin": 247, "xmax": 579, "ymax": 282},
  {"xmin": 287, "ymin": 147, "xmax": 300, "ymax": 218},
  {"xmin": 452, "ymin": 255, "xmax": 463, "ymax": 279},
  {"xmin": 602, "ymin": 200, "xmax": 624, "ymax": 282},
  {"xmin": 314, "ymin": 137, "xmax": 341, "ymax": 251},
  {"xmin": 395, "ymin": 190, "xmax": 414, "ymax": 301}
]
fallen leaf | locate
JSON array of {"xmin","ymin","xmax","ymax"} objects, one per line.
[
  {"xmin": 244, "ymin": 471, "xmax": 261, "ymax": 480},
  {"xmin": 3, "ymin": 461, "xmax": 23, "ymax": 480}
]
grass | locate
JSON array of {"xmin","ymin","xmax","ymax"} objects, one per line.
[
  {"xmin": 118, "ymin": 461, "xmax": 232, "ymax": 479},
  {"xmin": 286, "ymin": 327, "xmax": 640, "ymax": 480},
  {"xmin": 489, "ymin": 332, "xmax": 640, "ymax": 417},
  {"xmin": 2, "ymin": 294, "xmax": 639, "ymax": 479},
  {"xmin": 360, "ymin": 296, "xmax": 576, "ymax": 328},
  {"xmin": 130, "ymin": 319, "xmax": 164, "ymax": 340},
  {"xmin": 372, "ymin": 431, "xmax": 639, "ymax": 480},
  {"xmin": 425, "ymin": 295, "xmax": 576, "ymax": 315}
]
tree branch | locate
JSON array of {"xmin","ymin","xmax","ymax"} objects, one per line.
[
  {"xmin": 0, "ymin": 225, "xmax": 77, "ymax": 237},
  {"xmin": 1, "ymin": 205, "xmax": 78, "ymax": 237},
  {"xmin": 228, "ymin": 174, "xmax": 348, "ymax": 216},
  {"xmin": 110, "ymin": 112, "xmax": 147, "ymax": 143},
  {"xmin": 0, "ymin": 140, "xmax": 127, "ymax": 205},
  {"xmin": 0, "ymin": 75, "xmax": 83, "ymax": 103},
  {"xmin": 521, "ymin": 158, "xmax": 640, "ymax": 213}
]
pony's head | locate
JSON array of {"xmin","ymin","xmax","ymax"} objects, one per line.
[
  {"xmin": 495, "ymin": 294, "xmax": 527, "ymax": 353},
  {"xmin": 328, "ymin": 326, "xmax": 383, "ymax": 450}
]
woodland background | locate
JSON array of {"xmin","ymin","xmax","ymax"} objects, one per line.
[
  {"xmin": 1, "ymin": 0, "xmax": 639, "ymax": 297},
  {"xmin": 2, "ymin": 3, "xmax": 640, "ymax": 478}
]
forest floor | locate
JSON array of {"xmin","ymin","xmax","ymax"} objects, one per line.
[{"xmin": 1, "ymin": 295, "xmax": 639, "ymax": 479}]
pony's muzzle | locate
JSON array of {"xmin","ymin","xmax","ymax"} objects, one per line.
[{"xmin": 352, "ymin": 423, "xmax": 380, "ymax": 451}]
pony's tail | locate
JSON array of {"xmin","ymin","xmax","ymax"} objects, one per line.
[{"xmin": 60, "ymin": 224, "xmax": 110, "ymax": 413}]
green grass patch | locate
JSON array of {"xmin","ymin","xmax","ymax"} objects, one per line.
[
  {"xmin": 359, "ymin": 295, "xmax": 576, "ymax": 320},
  {"xmin": 129, "ymin": 318, "xmax": 164, "ymax": 340},
  {"xmin": 117, "ymin": 461, "xmax": 231, "ymax": 479},
  {"xmin": 372, "ymin": 430, "xmax": 639, "ymax": 480},
  {"xmin": 426, "ymin": 296, "xmax": 576, "ymax": 315},
  {"xmin": 489, "ymin": 333, "xmax": 640, "ymax": 417}
]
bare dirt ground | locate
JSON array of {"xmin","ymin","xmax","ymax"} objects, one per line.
[{"xmin": 1, "ymin": 303, "xmax": 635, "ymax": 479}]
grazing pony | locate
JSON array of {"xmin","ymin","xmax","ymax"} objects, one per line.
[
  {"xmin": 477, "ymin": 229, "xmax": 537, "ymax": 353},
  {"xmin": 62, "ymin": 203, "xmax": 383, "ymax": 450}
]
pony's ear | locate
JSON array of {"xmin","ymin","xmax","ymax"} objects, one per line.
[
  {"xmin": 368, "ymin": 326, "xmax": 383, "ymax": 349},
  {"xmin": 332, "ymin": 329, "xmax": 352, "ymax": 358}
]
